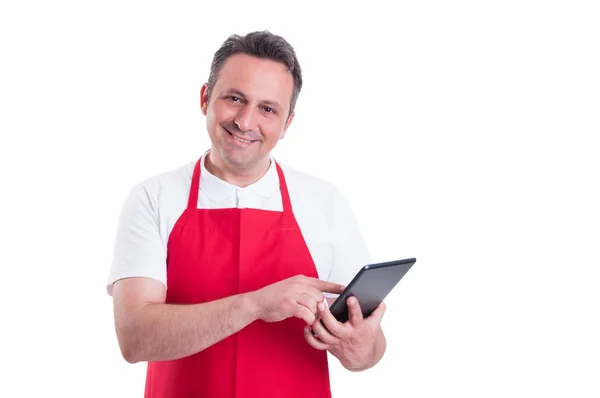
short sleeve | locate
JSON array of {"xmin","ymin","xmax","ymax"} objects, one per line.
[
  {"xmin": 327, "ymin": 187, "xmax": 372, "ymax": 286},
  {"xmin": 106, "ymin": 183, "xmax": 167, "ymax": 296}
]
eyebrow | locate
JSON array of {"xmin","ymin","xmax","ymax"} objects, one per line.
[{"xmin": 223, "ymin": 88, "xmax": 283, "ymax": 111}]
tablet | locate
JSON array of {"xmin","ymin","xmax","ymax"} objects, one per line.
[{"xmin": 328, "ymin": 258, "xmax": 416, "ymax": 323}]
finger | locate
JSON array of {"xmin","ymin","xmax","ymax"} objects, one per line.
[
  {"xmin": 297, "ymin": 292, "xmax": 319, "ymax": 317},
  {"xmin": 293, "ymin": 304, "xmax": 317, "ymax": 326},
  {"xmin": 347, "ymin": 296, "xmax": 364, "ymax": 327},
  {"xmin": 325, "ymin": 297, "xmax": 337, "ymax": 307},
  {"xmin": 366, "ymin": 301, "xmax": 386, "ymax": 325},
  {"xmin": 309, "ymin": 279, "xmax": 345, "ymax": 294},
  {"xmin": 317, "ymin": 300, "xmax": 345, "ymax": 338},
  {"xmin": 304, "ymin": 326, "xmax": 330, "ymax": 350},
  {"xmin": 305, "ymin": 286, "xmax": 327, "ymax": 304},
  {"xmin": 310, "ymin": 314, "xmax": 340, "ymax": 345}
]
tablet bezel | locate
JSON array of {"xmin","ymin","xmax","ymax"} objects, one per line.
[{"xmin": 328, "ymin": 257, "xmax": 416, "ymax": 323}]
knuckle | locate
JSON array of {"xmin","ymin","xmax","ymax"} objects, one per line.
[
  {"xmin": 282, "ymin": 296, "xmax": 294, "ymax": 307},
  {"xmin": 292, "ymin": 305, "xmax": 304, "ymax": 317},
  {"xmin": 305, "ymin": 311, "xmax": 316, "ymax": 325}
]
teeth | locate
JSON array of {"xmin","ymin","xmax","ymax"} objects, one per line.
[{"xmin": 233, "ymin": 135, "xmax": 252, "ymax": 143}]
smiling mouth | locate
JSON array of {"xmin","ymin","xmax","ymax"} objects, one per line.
[{"xmin": 224, "ymin": 128, "xmax": 257, "ymax": 144}]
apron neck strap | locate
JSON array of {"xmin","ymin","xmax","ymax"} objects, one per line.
[
  {"xmin": 274, "ymin": 160, "xmax": 292, "ymax": 213},
  {"xmin": 187, "ymin": 157, "xmax": 202, "ymax": 210},
  {"xmin": 188, "ymin": 155, "xmax": 292, "ymax": 213}
]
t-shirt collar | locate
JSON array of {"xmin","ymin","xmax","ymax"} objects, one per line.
[{"xmin": 199, "ymin": 152, "xmax": 280, "ymax": 203}]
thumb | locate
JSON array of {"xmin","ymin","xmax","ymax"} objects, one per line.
[{"xmin": 347, "ymin": 296, "xmax": 364, "ymax": 327}]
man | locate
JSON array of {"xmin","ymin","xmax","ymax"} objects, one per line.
[{"xmin": 107, "ymin": 31, "xmax": 387, "ymax": 398}]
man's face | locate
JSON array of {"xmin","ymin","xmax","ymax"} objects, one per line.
[{"xmin": 200, "ymin": 53, "xmax": 295, "ymax": 171}]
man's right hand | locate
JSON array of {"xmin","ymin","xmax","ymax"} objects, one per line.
[{"xmin": 249, "ymin": 275, "xmax": 344, "ymax": 326}]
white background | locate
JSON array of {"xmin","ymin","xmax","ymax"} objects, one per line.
[{"xmin": 1, "ymin": 0, "xmax": 599, "ymax": 397}]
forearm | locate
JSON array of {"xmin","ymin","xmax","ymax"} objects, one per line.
[{"xmin": 116, "ymin": 293, "xmax": 257, "ymax": 363}]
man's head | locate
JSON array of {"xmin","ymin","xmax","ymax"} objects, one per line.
[{"xmin": 200, "ymin": 31, "xmax": 302, "ymax": 172}]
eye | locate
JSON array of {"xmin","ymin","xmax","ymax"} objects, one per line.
[
  {"xmin": 229, "ymin": 96, "xmax": 240, "ymax": 102},
  {"xmin": 264, "ymin": 107, "xmax": 273, "ymax": 113}
]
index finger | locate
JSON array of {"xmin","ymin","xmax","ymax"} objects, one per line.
[{"xmin": 308, "ymin": 279, "xmax": 345, "ymax": 294}]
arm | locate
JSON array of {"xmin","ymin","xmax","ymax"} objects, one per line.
[
  {"xmin": 112, "ymin": 277, "xmax": 257, "ymax": 363},
  {"xmin": 113, "ymin": 275, "xmax": 344, "ymax": 363},
  {"xmin": 109, "ymin": 183, "xmax": 345, "ymax": 363}
]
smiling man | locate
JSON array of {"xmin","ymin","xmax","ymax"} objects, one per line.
[{"xmin": 107, "ymin": 31, "xmax": 386, "ymax": 398}]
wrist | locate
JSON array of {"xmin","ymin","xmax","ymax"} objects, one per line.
[
  {"xmin": 241, "ymin": 292, "xmax": 260, "ymax": 322},
  {"xmin": 340, "ymin": 353, "xmax": 374, "ymax": 372}
]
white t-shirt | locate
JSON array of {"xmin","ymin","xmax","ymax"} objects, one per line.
[{"xmin": 106, "ymin": 154, "xmax": 371, "ymax": 296}]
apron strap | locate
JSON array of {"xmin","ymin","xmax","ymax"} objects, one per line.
[
  {"xmin": 187, "ymin": 157, "xmax": 202, "ymax": 210},
  {"xmin": 275, "ymin": 161, "xmax": 292, "ymax": 214}
]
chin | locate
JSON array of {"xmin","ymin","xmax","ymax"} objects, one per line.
[{"xmin": 218, "ymin": 148, "xmax": 256, "ymax": 169}]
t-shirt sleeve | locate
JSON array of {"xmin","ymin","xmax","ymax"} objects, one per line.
[
  {"xmin": 327, "ymin": 187, "xmax": 372, "ymax": 287},
  {"xmin": 106, "ymin": 183, "xmax": 167, "ymax": 296}
]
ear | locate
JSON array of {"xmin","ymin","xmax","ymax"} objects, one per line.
[
  {"xmin": 280, "ymin": 112, "xmax": 295, "ymax": 140},
  {"xmin": 200, "ymin": 83, "xmax": 209, "ymax": 115}
]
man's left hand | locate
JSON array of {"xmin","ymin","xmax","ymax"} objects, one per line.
[{"xmin": 303, "ymin": 297, "xmax": 386, "ymax": 371}]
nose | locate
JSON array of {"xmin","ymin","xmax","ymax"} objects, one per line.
[{"xmin": 234, "ymin": 104, "xmax": 259, "ymax": 133}]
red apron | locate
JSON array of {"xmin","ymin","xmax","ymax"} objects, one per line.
[{"xmin": 144, "ymin": 155, "xmax": 331, "ymax": 397}]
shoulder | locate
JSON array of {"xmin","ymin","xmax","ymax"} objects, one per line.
[
  {"xmin": 278, "ymin": 162, "xmax": 341, "ymax": 201},
  {"xmin": 133, "ymin": 161, "xmax": 195, "ymax": 196},
  {"xmin": 119, "ymin": 160, "xmax": 195, "ymax": 218},
  {"xmin": 278, "ymin": 162, "xmax": 355, "ymax": 227}
]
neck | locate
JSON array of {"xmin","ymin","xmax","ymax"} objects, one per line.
[{"xmin": 205, "ymin": 151, "xmax": 271, "ymax": 188}]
